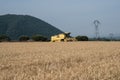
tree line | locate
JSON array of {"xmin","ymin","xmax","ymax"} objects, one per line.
[
  {"xmin": 0, "ymin": 34, "xmax": 48, "ymax": 42},
  {"xmin": 0, "ymin": 34, "xmax": 89, "ymax": 42},
  {"xmin": 1, "ymin": 34, "xmax": 120, "ymax": 42}
]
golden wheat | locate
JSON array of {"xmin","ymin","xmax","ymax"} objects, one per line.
[{"xmin": 0, "ymin": 42, "xmax": 120, "ymax": 80}]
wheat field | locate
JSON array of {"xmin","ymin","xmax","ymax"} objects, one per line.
[{"xmin": 0, "ymin": 42, "xmax": 120, "ymax": 80}]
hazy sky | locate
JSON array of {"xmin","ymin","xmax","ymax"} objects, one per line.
[{"xmin": 0, "ymin": 0, "xmax": 120, "ymax": 37}]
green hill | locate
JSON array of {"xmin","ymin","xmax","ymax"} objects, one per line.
[{"xmin": 0, "ymin": 14, "xmax": 63, "ymax": 40}]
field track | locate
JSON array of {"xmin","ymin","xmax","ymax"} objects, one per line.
[{"xmin": 0, "ymin": 42, "xmax": 120, "ymax": 80}]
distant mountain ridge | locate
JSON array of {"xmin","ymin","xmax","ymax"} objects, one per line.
[{"xmin": 0, "ymin": 14, "xmax": 63, "ymax": 40}]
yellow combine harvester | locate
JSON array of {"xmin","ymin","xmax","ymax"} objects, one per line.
[{"xmin": 51, "ymin": 32, "xmax": 76, "ymax": 42}]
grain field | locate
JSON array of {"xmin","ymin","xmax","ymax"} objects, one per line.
[{"xmin": 0, "ymin": 42, "xmax": 120, "ymax": 80}]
